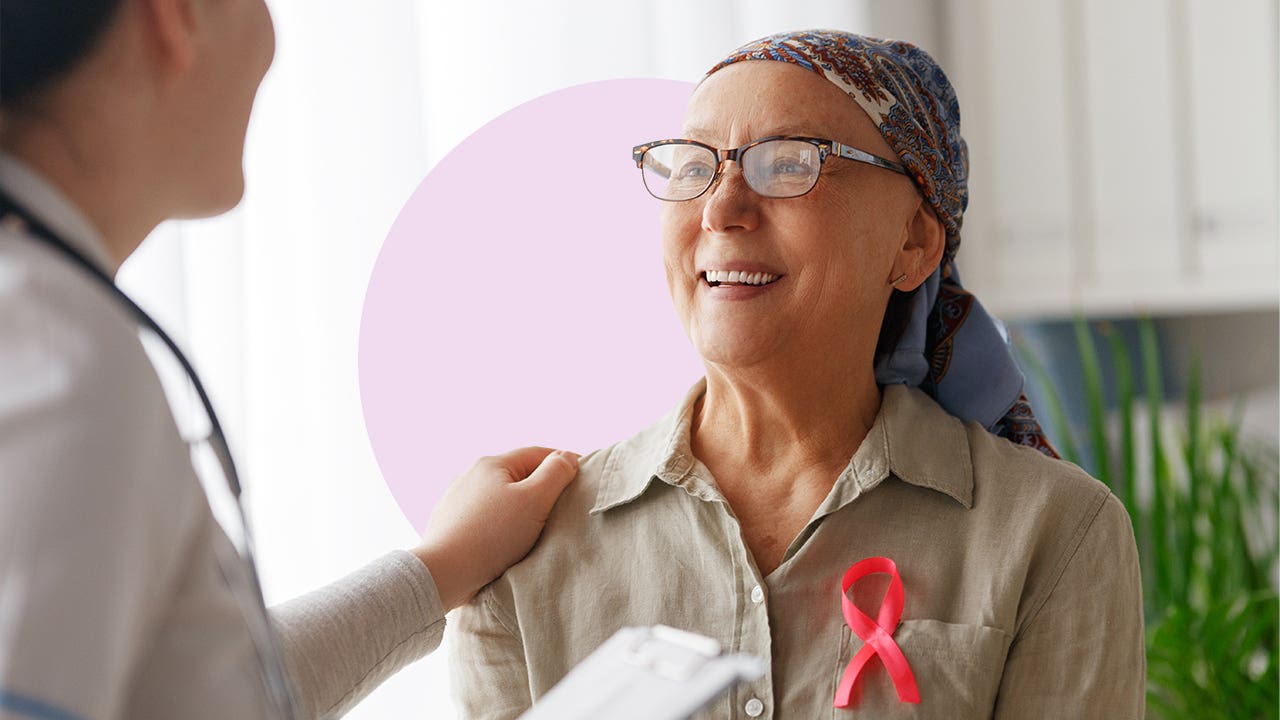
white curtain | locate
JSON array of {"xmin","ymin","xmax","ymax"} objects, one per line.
[{"xmin": 115, "ymin": 1, "xmax": 886, "ymax": 716}]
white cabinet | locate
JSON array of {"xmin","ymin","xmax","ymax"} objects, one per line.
[{"xmin": 934, "ymin": 0, "xmax": 1278, "ymax": 319}]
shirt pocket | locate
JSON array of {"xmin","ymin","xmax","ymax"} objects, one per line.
[{"xmin": 831, "ymin": 618, "xmax": 1011, "ymax": 719}]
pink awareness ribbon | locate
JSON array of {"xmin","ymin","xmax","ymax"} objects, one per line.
[{"xmin": 833, "ymin": 556, "xmax": 921, "ymax": 708}]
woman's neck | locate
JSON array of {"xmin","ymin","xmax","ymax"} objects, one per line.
[
  {"xmin": 692, "ymin": 356, "xmax": 882, "ymax": 480},
  {"xmin": 1, "ymin": 104, "xmax": 159, "ymax": 275}
]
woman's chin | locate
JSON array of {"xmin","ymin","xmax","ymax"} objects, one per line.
[
  {"xmin": 693, "ymin": 333, "xmax": 781, "ymax": 371},
  {"xmin": 175, "ymin": 174, "xmax": 247, "ymax": 220}
]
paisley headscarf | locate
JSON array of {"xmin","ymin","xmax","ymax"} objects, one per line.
[{"xmin": 708, "ymin": 30, "xmax": 1057, "ymax": 457}]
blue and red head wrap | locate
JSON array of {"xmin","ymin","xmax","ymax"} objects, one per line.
[{"xmin": 708, "ymin": 30, "xmax": 1057, "ymax": 457}]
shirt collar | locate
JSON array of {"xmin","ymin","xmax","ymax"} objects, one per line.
[
  {"xmin": 848, "ymin": 383, "xmax": 974, "ymax": 509},
  {"xmin": 589, "ymin": 379, "xmax": 709, "ymax": 514},
  {"xmin": 589, "ymin": 380, "xmax": 974, "ymax": 515},
  {"xmin": 0, "ymin": 152, "xmax": 118, "ymax": 277}
]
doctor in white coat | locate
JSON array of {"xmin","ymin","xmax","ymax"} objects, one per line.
[{"xmin": 0, "ymin": 1, "xmax": 577, "ymax": 718}]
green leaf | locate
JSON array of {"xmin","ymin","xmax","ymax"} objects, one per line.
[
  {"xmin": 1106, "ymin": 326, "xmax": 1141, "ymax": 539},
  {"xmin": 1075, "ymin": 318, "xmax": 1111, "ymax": 488}
]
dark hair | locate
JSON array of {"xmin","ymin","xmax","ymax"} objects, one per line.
[{"xmin": 1, "ymin": 0, "xmax": 125, "ymax": 106}]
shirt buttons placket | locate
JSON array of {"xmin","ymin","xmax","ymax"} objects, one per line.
[{"xmin": 742, "ymin": 584, "xmax": 768, "ymax": 716}]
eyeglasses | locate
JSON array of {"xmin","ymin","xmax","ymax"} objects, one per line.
[{"xmin": 631, "ymin": 135, "xmax": 908, "ymax": 202}]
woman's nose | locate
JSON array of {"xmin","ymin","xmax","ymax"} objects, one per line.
[{"xmin": 701, "ymin": 161, "xmax": 760, "ymax": 234}]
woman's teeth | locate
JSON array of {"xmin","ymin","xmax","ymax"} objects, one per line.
[{"xmin": 703, "ymin": 270, "xmax": 781, "ymax": 286}]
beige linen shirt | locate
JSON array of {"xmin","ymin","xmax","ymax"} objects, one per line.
[{"xmin": 452, "ymin": 380, "xmax": 1145, "ymax": 719}]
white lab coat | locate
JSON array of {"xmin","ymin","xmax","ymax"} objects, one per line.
[{"xmin": 0, "ymin": 155, "xmax": 445, "ymax": 720}]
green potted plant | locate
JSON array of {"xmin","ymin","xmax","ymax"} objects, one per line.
[{"xmin": 1018, "ymin": 318, "xmax": 1278, "ymax": 719}]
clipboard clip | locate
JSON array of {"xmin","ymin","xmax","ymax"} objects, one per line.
[
  {"xmin": 518, "ymin": 625, "xmax": 765, "ymax": 720},
  {"xmin": 619, "ymin": 625, "xmax": 731, "ymax": 682}
]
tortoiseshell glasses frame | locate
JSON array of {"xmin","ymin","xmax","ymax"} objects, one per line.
[{"xmin": 631, "ymin": 135, "xmax": 908, "ymax": 201}]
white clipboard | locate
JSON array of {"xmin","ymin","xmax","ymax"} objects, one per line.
[{"xmin": 518, "ymin": 625, "xmax": 765, "ymax": 720}]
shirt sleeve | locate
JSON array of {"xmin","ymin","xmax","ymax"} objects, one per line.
[
  {"xmin": 450, "ymin": 582, "xmax": 533, "ymax": 720},
  {"xmin": 992, "ymin": 492, "xmax": 1146, "ymax": 718},
  {"xmin": 268, "ymin": 550, "xmax": 446, "ymax": 720}
]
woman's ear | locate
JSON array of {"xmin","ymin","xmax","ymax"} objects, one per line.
[
  {"xmin": 891, "ymin": 199, "xmax": 946, "ymax": 291},
  {"xmin": 142, "ymin": 0, "xmax": 199, "ymax": 80}
]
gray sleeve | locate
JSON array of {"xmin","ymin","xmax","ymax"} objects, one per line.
[{"xmin": 269, "ymin": 550, "xmax": 446, "ymax": 719}]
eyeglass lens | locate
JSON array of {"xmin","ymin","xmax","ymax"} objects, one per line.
[{"xmin": 641, "ymin": 139, "xmax": 822, "ymax": 201}]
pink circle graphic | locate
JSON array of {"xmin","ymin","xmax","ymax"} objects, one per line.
[{"xmin": 360, "ymin": 79, "xmax": 702, "ymax": 532}]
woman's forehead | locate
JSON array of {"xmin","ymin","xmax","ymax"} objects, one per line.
[{"xmin": 682, "ymin": 61, "xmax": 887, "ymax": 152}]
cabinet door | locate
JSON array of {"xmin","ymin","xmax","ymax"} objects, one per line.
[
  {"xmin": 945, "ymin": 0, "xmax": 1278, "ymax": 318},
  {"xmin": 1185, "ymin": 0, "xmax": 1278, "ymax": 286}
]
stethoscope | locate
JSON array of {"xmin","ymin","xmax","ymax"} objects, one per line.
[{"xmin": 0, "ymin": 191, "xmax": 299, "ymax": 720}]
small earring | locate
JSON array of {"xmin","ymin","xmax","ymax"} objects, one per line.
[{"xmin": 889, "ymin": 273, "xmax": 908, "ymax": 287}]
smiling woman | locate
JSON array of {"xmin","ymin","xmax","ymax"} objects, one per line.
[{"xmin": 450, "ymin": 30, "xmax": 1145, "ymax": 720}]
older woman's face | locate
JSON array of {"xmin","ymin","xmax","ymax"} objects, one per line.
[{"xmin": 662, "ymin": 61, "xmax": 922, "ymax": 371}]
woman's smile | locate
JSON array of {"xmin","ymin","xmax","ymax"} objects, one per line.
[{"xmin": 698, "ymin": 263, "xmax": 785, "ymax": 300}]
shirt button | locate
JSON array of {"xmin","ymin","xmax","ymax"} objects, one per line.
[
  {"xmin": 744, "ymin": 697, "xmax": 764, "ymax": 717},
  {"xmin": 750, "ymin": 585, "xmax": 765, "ymax": 604}
]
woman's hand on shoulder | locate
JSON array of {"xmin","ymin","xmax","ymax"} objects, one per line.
[{"xmin": 411, "ymin": 447, "xmax": 579, "ymax": 611}]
